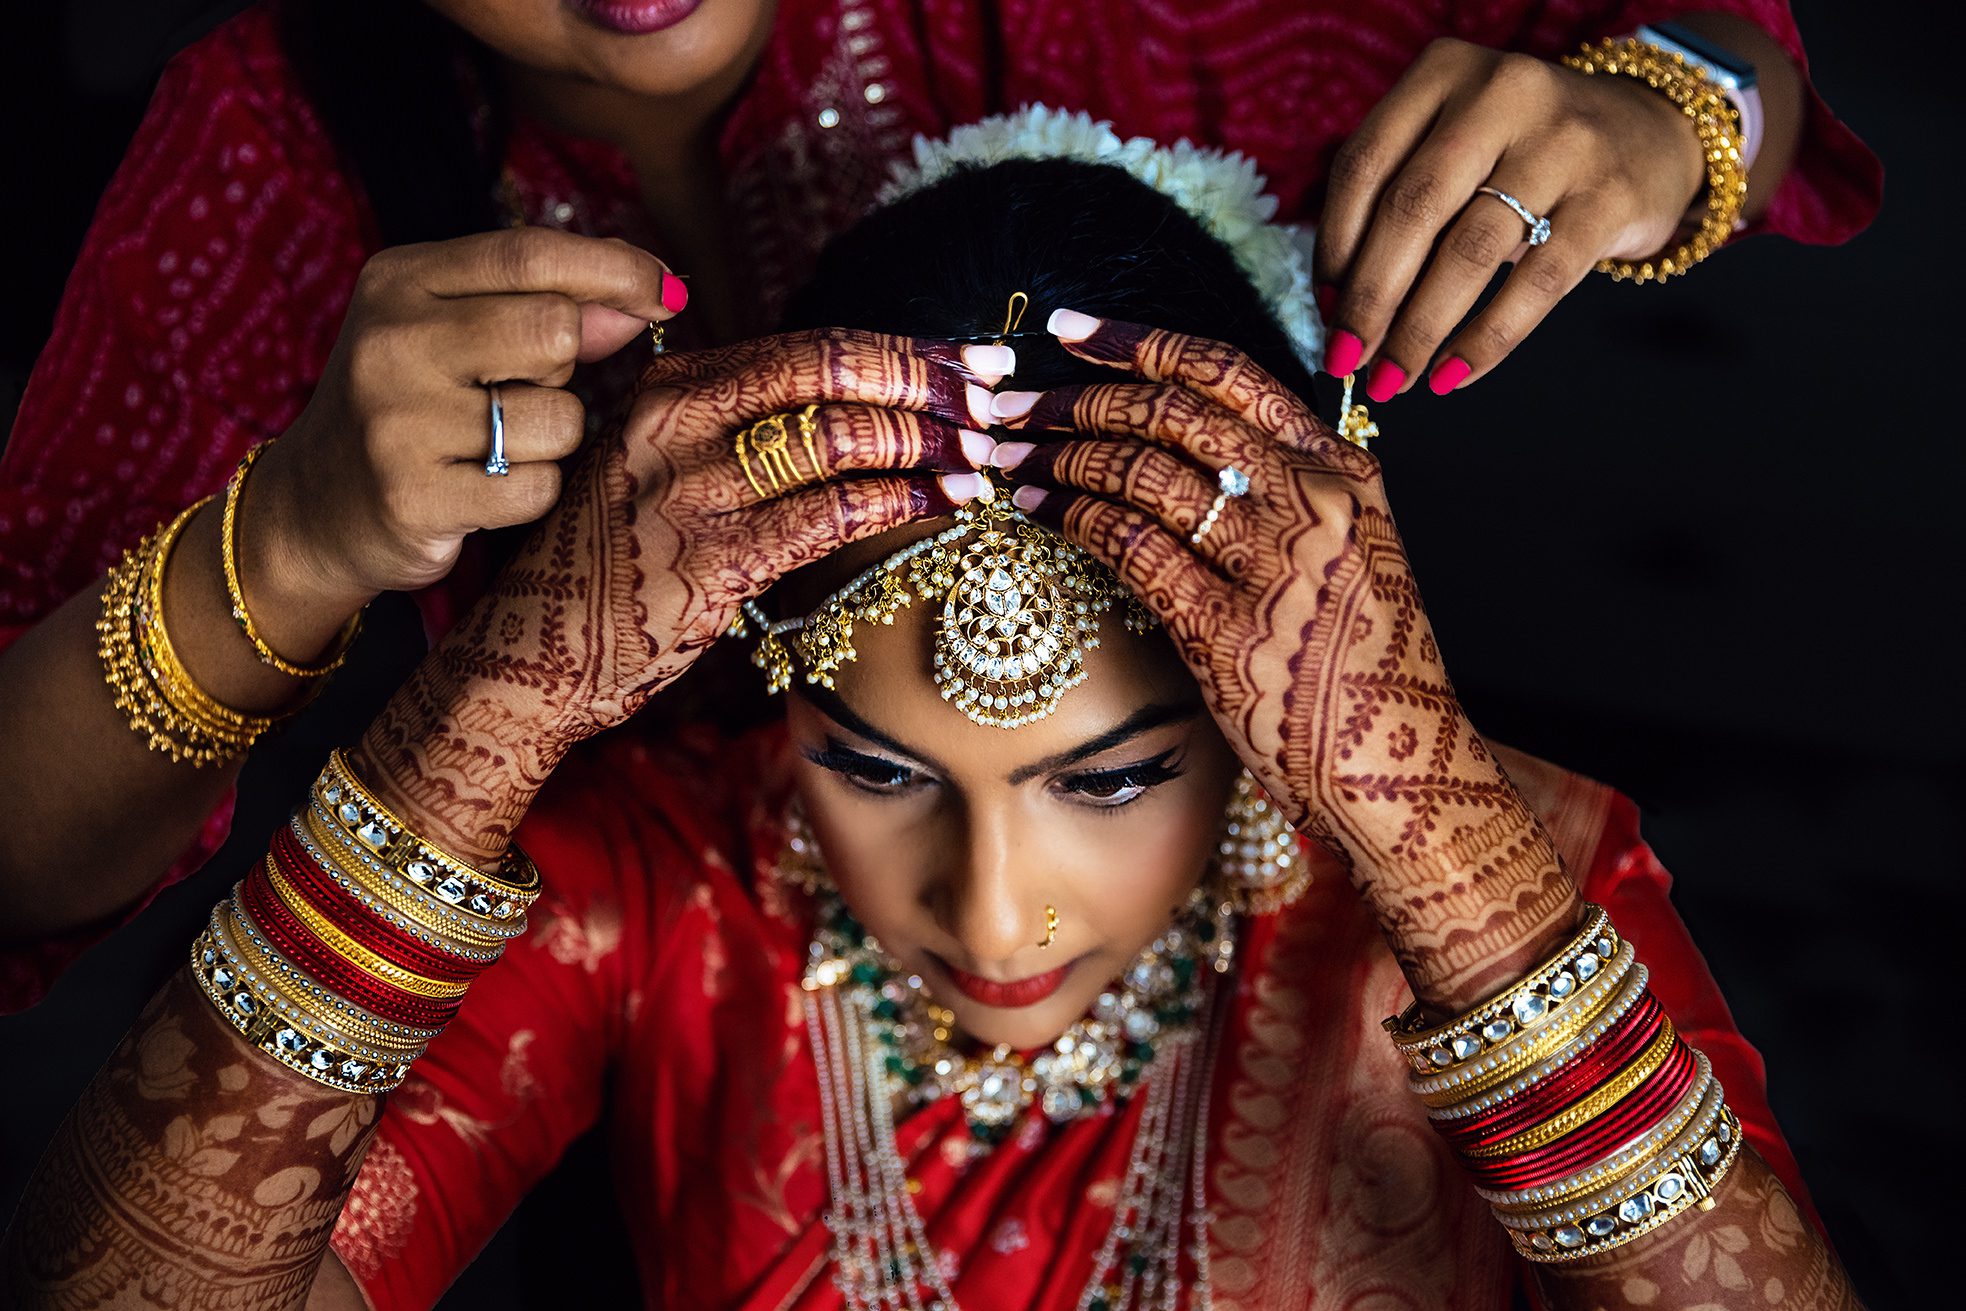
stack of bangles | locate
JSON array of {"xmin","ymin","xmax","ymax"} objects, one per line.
[
  {"xmin": 189, "ymin": 748, "xmax": 539, "ymax": 1093},
  {"xmin": 1384, "ymin": 905, "xmax": 1744, "ymax": 1262}
]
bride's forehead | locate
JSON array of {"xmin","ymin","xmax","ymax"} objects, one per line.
[{"xmin": 812, "ymin": 599, "xmax": 1191, "ymax": 765}]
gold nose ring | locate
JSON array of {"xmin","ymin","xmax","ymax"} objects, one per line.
[{"xmin": 1038, "ymin": 904, "xmax": 1058, "ymax": 949}]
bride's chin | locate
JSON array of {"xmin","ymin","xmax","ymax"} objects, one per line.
[{"xmin": 947, "ymin": 989, "xmax": 1105, "ymax": 1052}]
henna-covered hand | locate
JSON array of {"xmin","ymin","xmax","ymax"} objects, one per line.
[
  {"xmin": 997, "ymin": 312, "xmax": 1575, "ymax": 1012},
  {"xmin": 354, "ymin": 328, "xmax": 1004, "ymax": 863}
]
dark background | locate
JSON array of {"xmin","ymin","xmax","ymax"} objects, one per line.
[{"xmin": 1, "ymin": 2, "xmax": 1957, "ymax": 1306}]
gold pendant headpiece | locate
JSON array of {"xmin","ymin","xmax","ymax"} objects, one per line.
[{"xmin": 736, "ymin": 497, "xmax": 1153, "ymax": 729}]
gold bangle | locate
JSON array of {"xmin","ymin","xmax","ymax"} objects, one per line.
[
  {"xmin": 1417, "ymin": 951, "xmax": 1643, "ymax": 1108},
  {"xmin": 322, "ymin": 748, "xmax": 540, "ymax": 904},
  {"xmin": 1387, "ymin": 905, "xmax": 1616, "ymax": 1074},
  {"xmin": 1560, "ymin": 37, "xmax": 1749, "ymax": 284},
  {"xmin": 194, "ymin": 918, "xmax": 418, "ymax": 1093},
  {"xmin": 96, "ymin": 499, "xmax": 270, "ymax": 765},
  {"xmin": 221, "ymin": 442, "xmax": 362, "ymax": 679},
  {"xmin": 262, "ymin": 856, "xmax": 471, "ymax": 1000},
  {"xmin": 217, "ymin": 898, "xmax": 436, "ymax": 1054},
  {"xmin": 1460, "ymin": 1021, "xmax": 1679, "ymax": 1159},
  {"xmin": 295, "ymin": 806, "xmax": 517, "ymax": 954}
]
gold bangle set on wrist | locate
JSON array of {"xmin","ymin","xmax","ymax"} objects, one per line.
[
  {"xmin": 1389, "ymin": 904, "xmax": 1744, "ymax": 1263},
  {"xmin": 191, "ymin": 753, "xmax": 535, "ymax": 1094},
  {"xmin": 1561, "ymin": 36, "xmax": 1751, "ymax": 284},
  {"xmin": 97, "ymin": 498, "xmax": 276, "ymax": 765},
  {"xmin": 98, "ymin": 442, "xmax": 367, "ymax": 763}
]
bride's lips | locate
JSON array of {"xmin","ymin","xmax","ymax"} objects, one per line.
[
  {"xmin": 565, "ymin": 0, "xmax": 705, "ymax": 36},
  {"xmin": 937, "ymin": 956, "xmax": 1075, "ymax": 1009}
]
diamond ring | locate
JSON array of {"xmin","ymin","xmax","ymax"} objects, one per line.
[
  {"xmin": 1475, "ymin": 186, "xmax": 1552, "ymax": 247},
  {"xmin": 1190, "ymin": 466, "xmax": 1250, "ymax": 547},
  {"xmin": 483, "ymin": 384, "xmax": 510, "ymax": 477}
]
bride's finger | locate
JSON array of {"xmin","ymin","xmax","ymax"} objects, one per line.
[
  {"xmin": 683, "ymin": 405, "xmax": 992, "ymax": 511},
  {"xmin": 735, "ymin": 473, "xmax": 967, "ymax": 583},
  {"xmin": 1012, "ymin": 486, "xmax": 1232, "ymax": 649},
  {"xmin": 1041, "ymin": 310, "xmax": 1360, "ymax": 460},
  {"xmin": 637, "ymin": 328, "xmax": 1008, "ymax": 399},
  {"xmin": 1006, "ymin": 439, "xmax": 1251, "ymax": 576},
  {"xmin": 991, "ymin": 379, "xmax": 1276, "ymax": 474}
]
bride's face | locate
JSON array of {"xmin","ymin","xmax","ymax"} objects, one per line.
[{"xmin": 787, "ymin": 587, "xmax": 1243, "ymax": 1051}]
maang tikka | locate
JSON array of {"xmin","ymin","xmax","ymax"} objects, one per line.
[{"xmin": 732, "ymin": 293, "xmax": 1154, "ymax": 730}]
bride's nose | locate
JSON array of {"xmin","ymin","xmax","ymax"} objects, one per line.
[{"xmin": 932, "ymin": 808, "xmax": 1044, "ymax": 967}]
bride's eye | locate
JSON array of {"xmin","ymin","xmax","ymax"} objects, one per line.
[
  {"xmin": 804, "ymin": 743, "xmax": 925, "ymax": 796},
  {"xmin": 1059, "ymin": 751, "xmax": 1185, "ymax": 809}
]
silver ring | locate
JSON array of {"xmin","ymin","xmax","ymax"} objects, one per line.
[
  {"xmin": 1190, "ymin": 465, "xmax": 1250, "ymax": 547},
  {"xmin": 1475, "ymin": 186, "xmax": 1552, "ymax": 247},
  {"xmin": 484, "ymin": 384, "xmax": 510, "ymax": 477}
]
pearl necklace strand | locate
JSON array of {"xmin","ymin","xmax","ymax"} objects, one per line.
[{"xmin": 804, "ymin": 943, "xmax": 1229, "ymax": 1310}]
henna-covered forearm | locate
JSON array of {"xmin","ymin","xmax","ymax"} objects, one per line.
[
  {"xmin": 1, "ymin": 969, "xmax": 380, "ymax": 1310},
  {"xmin": 1534, "ymin": 1148, "xmax": 1865, "ymax": 1310},
  {"xmin": 1010, "ymin": 313, "xmax": 1579, "ymax": 1013}
]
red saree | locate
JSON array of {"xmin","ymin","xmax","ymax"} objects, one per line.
[
  {"xmin": 0, "ymin": 0, "xmax": 1880, "ymax": 1011},
  {"xmin": 326, "ymin": 726, "xmax": 1816, "ymax": 1309}
]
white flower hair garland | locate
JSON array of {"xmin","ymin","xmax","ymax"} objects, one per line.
[{"xmin": 881, "ymin": 104, "xmax": 1324, "ymax": 370}]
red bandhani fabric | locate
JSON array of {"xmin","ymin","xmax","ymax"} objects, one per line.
[
  {"xmin": 0, "ymin": 0, "xmax": 1882, "ymax": 1010},
  {"xmin": 325, "ymin": 729, "xmax": 1819, "ymax": 1309}
]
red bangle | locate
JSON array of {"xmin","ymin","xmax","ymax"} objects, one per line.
[
  {"xmin": 1437, "ymin": 996, "xmax": 1667, "ymax": 1153},
  {"xmin": 239, "ymin": 866, "xmax": 462, "ymax": 1030},
  {"xmin": 270, "ymin": 827, "xmax": 480, "ymax": 983},
  {"xmin": 1466, "ymin": 1040, "xmax": 1698, "ymax": 1190}
]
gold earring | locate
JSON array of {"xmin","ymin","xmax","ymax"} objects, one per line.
[
  {"xmin": 775, "ymin": 800, "xmax": 833, "ymax": 895},
  {"xmin": 1037, "ymin": 904, "xmax": 1058, "ymax": 949},
  {"xmin": 1213, "ymin": 772, "xmax": 1310, "ymax": 916},
  {"xmin": 649, "ymin": 320, "xmax": 666, "ymax": 356}
]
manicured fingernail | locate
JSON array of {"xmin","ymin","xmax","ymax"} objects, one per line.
[
  {"xmin": 660, "ymin": 271, "xmax": 688, "ymax": 314},
  {"xmin": 1429, "ymin": 357, "xmax": 1471, "ymax": 395},
  {"xmin": 961, "ymin": 344, "xmax": 1016, "ymax": 379},
  {"xmin": 990, "ymin": 390, "xmax": 1041, "ymax": 421},
  {"xmin": 1011, "ymin": 486, "xmax": 1048, "ymax": 512},
  {"xmin": 1365, "ymin": 358, "xmax": 1404, "ymax": 403},
  {"xmin": 1323, "ymin": 330, "xmax": 1363, "ymax": 377},
  {"xmin": 1047, "ymin": 308, "xmax": 1102, "ymax": 342},
  {"xmin": 965, "ymin": 384, "xmax": 997, "ymax": 427},
  {"xmin": 958, "ymin": 429, "xmax": 997, "ymax": 468},
  {"xmin": 1314, "ymin": 283, "xmax": 1338, "ymax": 320},
  {"xmin": 940, "ymin": 472, "xmax": 992, "ymax": 504},
  {"xmin": 990, "ymin": 441, "xmax": 1035, "ymax": 472}
]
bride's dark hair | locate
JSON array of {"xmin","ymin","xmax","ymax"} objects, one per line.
[{"xmin": 779, "ymin": 158, "xmax": 1320, "ymax": 404}]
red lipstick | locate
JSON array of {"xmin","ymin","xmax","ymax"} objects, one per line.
[{"xmin": 940, "ymin": 959, "xmax": 1072, "ymax": 1009}]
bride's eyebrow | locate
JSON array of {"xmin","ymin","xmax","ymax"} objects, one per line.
[
  {"xmin": 801, "ymin": 685, "xmax": 946, "ymax": 772},
  {"xmin": 1005, "ymin": 701, "xmax": 1200, "ymax": 784}
]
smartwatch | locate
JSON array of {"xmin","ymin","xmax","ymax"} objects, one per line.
[{"xmin": 1635, "ymin": 21, "xmax": 1764, "ymax": 177}]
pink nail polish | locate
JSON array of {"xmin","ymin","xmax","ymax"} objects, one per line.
[
  {"xmin": 1324, "ymin": 330, "xmax": 1363, "ymax": 378},
  {"xmin": 965, "ymin": 384, "xmax": 997, "ymax": 427},
  {"xmin": 990, "ymin": 390, "xmax": 1041, "ymax": 421},
  {"xmin": 962, "ymin": 344, "xmax": 1016, "ymax": 379},
  {"xmin": 990, "ymin": 441, "xmax": 1035, "ymax": 471},
  {"xmin": 1365, "ymin": 359, "xmax": 1404, "ymax": 403},
  {"xmin": 940, "ymin": 472, "xmax": 990, "ymax": 504},
  {"xmin": 1429, "ymin": 357, "xmax": 1471, "ymax": 395},
  {"xmin": 660, "ymin": 272, "xmax": 688, "ymax": 314},
  {"xmin": 1011, "ymin": 486, "xmax": 1048, "ymax": 512},
  {"xmin": 958, "ymin": 430, "xmax": 997, "ymax": 469},
  {"xmin": 1047, "ymin": 308, "xmax": 1102, "ymax": 342}
]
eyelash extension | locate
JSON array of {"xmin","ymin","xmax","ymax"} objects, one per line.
[
  {"xmin": 803, "ymin": 743, "xmax": 920, "ymax": 791},
  {"xmin": 1060, "ymin": 749, "xmax": 1187, "ymax": 800}
]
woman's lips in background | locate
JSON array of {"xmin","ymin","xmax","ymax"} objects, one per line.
[
  {"xmin": 937, "ymin": 956, "xmax": 1075, "ymax": 1009},
  {"xmin": 565, "ymin": 0, "xmax": 705, "ymax": 36}
]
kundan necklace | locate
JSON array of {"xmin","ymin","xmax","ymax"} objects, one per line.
[{"xmin": 800, "ymin": 883, "xmax": 1237, "ymax": 1310}]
